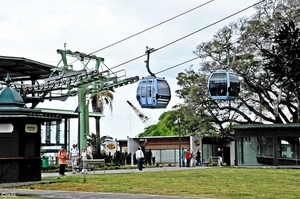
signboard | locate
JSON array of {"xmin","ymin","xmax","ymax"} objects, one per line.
[
  {"xmin": 25, "ymin": 124, "xmax": 38, "ymax": 133},
  {"xmin": 105, "ymin": 141, "xmax": 117, "ymax": 155},
  {"xmin": 0, "ymin": 124, "xmax": 13, "ymax": 133}
]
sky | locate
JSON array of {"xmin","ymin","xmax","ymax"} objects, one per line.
[{"xmin": 0, "ymin": 0, "xmax": 259, "ymax": 142}]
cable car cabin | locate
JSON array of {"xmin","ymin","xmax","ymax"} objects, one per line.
[
  {"xmin": 136, "ymin": 77, "xmax": 171, "ymax": 108},
  {"xmin": 208, "ymin": 70, "xmax": 240, "ymax": 100}
]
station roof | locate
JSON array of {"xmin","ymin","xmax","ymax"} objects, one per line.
[
  {"xmin": 0, "ymin": 55, "xmax": 57, "ymax": 81},
  {"xmin": 233, "ymin": 123, "xmax": 300, "ymax": 129},
  {"xmin": 0, "ymin": 55, "xmax": 105, "ymax": 118}
]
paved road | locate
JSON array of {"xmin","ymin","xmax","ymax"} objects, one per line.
[{"xmin": 0, "ymin": 166, "xmax": 209, "ymax": 199}]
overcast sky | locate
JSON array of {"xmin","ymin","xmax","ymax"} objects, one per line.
[{"xmin": 0, "ymin": 0, "xmax": 258, "ymax": 142}]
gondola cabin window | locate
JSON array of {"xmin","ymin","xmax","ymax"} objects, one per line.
[
  {"xmin": 228, "ymin": 73, "xmax": 240, "ymax": 97},
  {"xmin": 147, "ymin": 80, "xmax": 152, "ymax": 97},
  {"xmin": 157, "ymin": 79, "xmax": 170, "ymax": 97},
  {"xmin": 141, "ymin": 81, "xmax": 146, "ymax": 98}
]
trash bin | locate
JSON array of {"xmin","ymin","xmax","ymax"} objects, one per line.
[{"xmin": 42, "ymin": 156, "xmax": 49, "ymax": 169}]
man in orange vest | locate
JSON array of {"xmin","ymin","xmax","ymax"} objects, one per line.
[{"xmin": 58, "ymin": 145, "xmax": 68, "ymax": 176}]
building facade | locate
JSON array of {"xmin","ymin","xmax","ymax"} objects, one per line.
[
  {"xmin": 118, "ymin": 135, "xmax": 236, "ymax": 166},
  {"xmin": 234, "ymin": 124, "xmax": 300, "ymax": 166}
]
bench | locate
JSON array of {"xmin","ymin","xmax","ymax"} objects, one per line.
[
  {"xmin": 203, "ymin": 156, "xmax": 221, "ymax": 166},
  {"xmin": 67, "ymin": 159, "xmax": 81, "ymax": 173},
  {"xmin": 83, "ymin": 159, "xmax": 105, "ymax": 174},
  {"xmin": 67, "ymin": 159, "xmax": 105, "ymax": 174}
]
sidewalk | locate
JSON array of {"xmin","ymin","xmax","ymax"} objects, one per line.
[
  {"xmin": 42, "ymin": 165, "xmax": 205, "ymax": 177},
  {"xmin": 0, "ymin": 166, "xmax": 208, "ymax": 199}
]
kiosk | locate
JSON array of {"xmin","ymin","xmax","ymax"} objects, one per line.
[{"xmin": 0, "ymin": 80, "xmax": 61, "ymax": 183}]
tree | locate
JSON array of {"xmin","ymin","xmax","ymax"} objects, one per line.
[
  {"xmin": 138, "ymin": 111, "xmax": 181, "ymax": 137},
  {"xmin": 174, "ymin": 0, "xmax": 300, "ymax": 139},
  {"xmin": 91, "ymin": 89, "xmax": 114, "ymax": 113},
  {"xmin": 87, "ymin": 133, "xmax": 113, "ymax": 153},
  {"xmin": 260, "ymin": 20, "xmax": 300, "ymax": 122},
  {"xmin": 138, "ymin": 0, "xmax": 300, "ymax": 138},
  {"xmin": 87, "ymin": 132, "xmax": 96, "ymax": 149},
  {"xmin": 90, "ymin": 89, "xmax": 114, "ymax": 156}
]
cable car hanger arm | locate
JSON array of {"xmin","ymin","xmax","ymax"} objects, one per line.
[{"xmin": 145, "ymin": 46, "xmax": 156, "ymax": 77}]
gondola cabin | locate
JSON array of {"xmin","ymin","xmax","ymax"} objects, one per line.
[
  {"xmin": 136, "ymin": 77, "xmax": 171, "ymax": 108},
  {"xmin": 208, "ymin": 70, "xmax": 240, "ymax": 100}
]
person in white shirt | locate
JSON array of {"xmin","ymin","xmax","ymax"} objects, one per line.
[
  {"xmin": 70, "ymin": 144, "xmax": 79, "ymax": 174},
  {"xmin": 135, "ymin": 147, "xmax": 144, "ymax": 171},
  {"xmin": 80, "ymin": 147, "xmax": 92, "ymax": 174}
]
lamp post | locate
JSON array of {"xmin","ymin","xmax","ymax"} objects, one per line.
[
  {"xmin": 74, "ymin": 106, "xmax": 81, "ymax": 150},
  {"xmin": 175, "ymin": 118, "xmax": 181, "ymax": 167}
]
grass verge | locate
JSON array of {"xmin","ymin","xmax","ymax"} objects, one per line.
[{"xmin": 18, "ymin": 167, "xmax": 300, "ymax": 199}]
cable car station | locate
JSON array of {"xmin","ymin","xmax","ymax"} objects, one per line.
[{"xmin": 0, "ymin": 51, "xmax": 139, "ymax": 183}]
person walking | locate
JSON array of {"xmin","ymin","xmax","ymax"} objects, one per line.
[
  {"xmin": 185, "ymin": 149, "xmax": 191, "ymax": 167},
  {"xmin": 70, "ymin": 143, "xmax": 79, "ymax": 174},
  {"xmin": 217, "ymin": 148, "xmax": 223, "ymax": 166},
  {"xmin": 135, "ymin": 147, "xmax": 144, "ymax": 171},
  {"xmin": 80, "ymin": 147, "xmax": 92, "ymax": 174},
  {"xmin": 181, "ymin": 147, "xmax": 186, "ymax": 167},
  {"xmin": 58, "ymin": 145, "xmax": 68, "ymax": 176},
  {"xmin": 196, "ymin": 149, "xmax": 202, "ymax": 166},
  {"xmin": 190, "ymin": 150, "xmax": 196, "ymax": 167}
]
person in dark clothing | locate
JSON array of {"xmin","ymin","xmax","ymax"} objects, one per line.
[
  {"xmin": 196, "ymin": 149, "xmax": 202, "ymax": 166},
  {"xmin": 147, "ymin": 148, "xmax": 152, "ymax": 165}
]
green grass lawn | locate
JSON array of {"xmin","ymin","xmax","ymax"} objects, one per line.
[{"xmin": 19, "ymin": 167, "xmax": 300, "ymax": 199}]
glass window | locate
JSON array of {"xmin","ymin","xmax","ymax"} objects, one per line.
[
  {"xmin": 209, "ymin": 73, "xmax": 227, "ymax": 96},
  {"xmin": 151, "ymin": 149, "xmax": 179, "ymax": 164},
  {"xmin": 237, "ymin": 136, "xmax": 274, "ymax": 166},
  {"xmin": 157, "ymin": 80, "xmax": 170, "ymax": 96},
  {"xmin": 141, "ymin": 81, "xmax": 146, "ymax": 97},
  {"xmin": 147, "ymin": 80, "xmax": 152, "ymax": 97},
  {"xmin": 277, "ymin": 137, "xmax": 300, "ymax": 165},
  {"xmin": 229, "ymin": 73, "xmax": 240, "ymax": 97},
  {"xmin": 152, "ymin": 150, "xmax": 160, "ymax": 163},
  {"xmin": 202, "ymin": 144, "xmax": 213, "ymax": 161},
  {"xmin": 161, "ymin": 149, "xmax": 176, "ymax": 163}
]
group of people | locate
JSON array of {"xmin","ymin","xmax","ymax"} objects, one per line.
[
  {"xmin": 181, "ymin": 147, "xmax": 202, "ymax": 167},
  {"xmin": 135, "ymin": 147, "xmax": 155, "ymax": 171},
  {"xmin": 57, "ymin": 144, "xmax": 92, "ymax": 176}
]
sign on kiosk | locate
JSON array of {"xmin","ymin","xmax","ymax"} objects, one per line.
[{"xmin": 25, "ymin": 124, "xmax": 38, "ymax": 133}]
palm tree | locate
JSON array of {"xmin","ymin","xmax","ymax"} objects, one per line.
[
  {"xmin": 87, "ymin": 133, "xmax": 113, "ymax": 154},
  {"xmin": 91, "ymin": 90, "xmax": 114, "ymax": 113},
  {"xmin": 90, "ymin": 89, "xmax": 114, "ymax": 157},
  {"xmin": 87, "ymin": 133, "xmax": 97, "ymax": 149}
]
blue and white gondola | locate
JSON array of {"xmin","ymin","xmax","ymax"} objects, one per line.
[
  {"xmin": 208, "ymin": 70, "xmax": 240, "ymax": 100},
  {"xmin": 136, "ymin": 76, "xmax": 171, "ymax": 108}
]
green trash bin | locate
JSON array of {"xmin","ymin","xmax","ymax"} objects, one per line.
[{"xmin": 42, "ymin": 156, "xmax": 49, "ymax": 169}]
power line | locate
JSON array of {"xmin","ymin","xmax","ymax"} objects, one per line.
[
  {"xmin": 110, "ymin": 0, "xmax": 265, "ymax": 73},
  {"xmin": 155, "ymin": 57, "xmax": 200, "ymax": 75},
  {"xmin": 89, "ymin": 0, "xmax": 214, "ymax": 55},
  {"xmin": 154, "ymin": 0, "xmax": 265, "ymax": 52}
]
